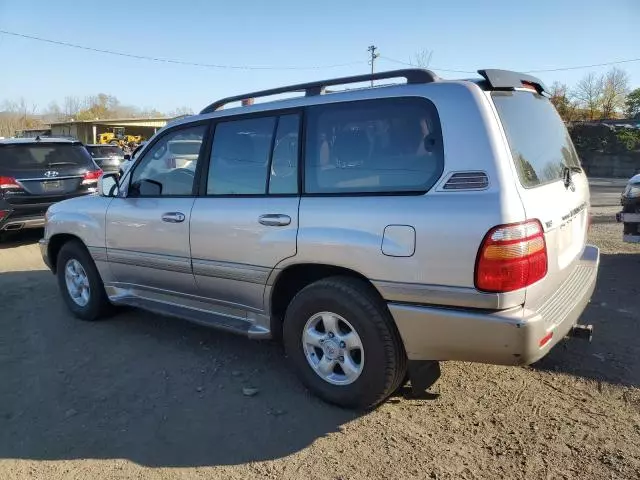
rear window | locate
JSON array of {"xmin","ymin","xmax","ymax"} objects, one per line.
[
  {"xmin": 304, "ymin": 97, "xmax": 444, "ymax": 194},
  {"xmin": 0, "ymin": 144, "xmax": 93, "ymax": 170},
  {"xmin": 86, "ymin": 146, "xmax": 123, "ymax": 158},
  {"xmin": 492, "ymin": 91, "xmax": 580, "ymax": 188}
]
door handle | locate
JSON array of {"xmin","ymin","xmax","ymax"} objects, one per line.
[
  {"xmin": 259, "ymin": 214, "xmax": 291, "ymax": 226},
  {"xmin": 161, "ymin": 212, "xmax": 186, "ymax": 223}
]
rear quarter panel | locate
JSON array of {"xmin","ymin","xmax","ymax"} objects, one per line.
[{"xmin": 280, "ymin": 82, "xmax": 528, "ymax": 305}]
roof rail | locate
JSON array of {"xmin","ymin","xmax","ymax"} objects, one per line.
[
  {"xmin": 478, "ymin": 69, "xmax": 548, "ymax": 95},
  {"xmin": 200, "ymin": 68, "xmax": 439, "ymax": 114}
]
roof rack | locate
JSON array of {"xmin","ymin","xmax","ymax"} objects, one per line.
[
  {"xmin": 200, "ymin": 69, "xmax": 439, "ymax": 114},
  {"xmin": 478, "ymin": 69, "xmax": 548, "ymax": 95}
]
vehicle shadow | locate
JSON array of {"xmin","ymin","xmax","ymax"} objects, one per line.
[
  {"xmin": 532, "ymin": 252, "xmax": 640, "ymax": 388},
  {"xmin": 0, "ymin": 270, "xmax": 357, "ymax": 467},
  {"xmin": 0, "ymin": 228, "xmax": 43, "ymax": 249}
]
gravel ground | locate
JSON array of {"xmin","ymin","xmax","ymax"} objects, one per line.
[{"xmin": 0, "ymin": 179, "xmax": 639, "ymax": 480}]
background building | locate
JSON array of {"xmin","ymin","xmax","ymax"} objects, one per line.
[{"xmin": 50, "ymin": 117, "xmax": 169, "ymax": 144}]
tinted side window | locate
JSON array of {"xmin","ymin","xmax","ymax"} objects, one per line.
[
  {"xmin": 269, "ymin": 114, "xmax": 300, "ymax": 194},
  {"xmin": 207, "ymin": 117, "xmax": 276, "ymax": 195},
  {"xmin": 304, "ymin": 98, "xmax": 443, "ymax": 194},
  {"xmin": 129, "ymin": 125, "xmax": 205, "ymax": 197}
]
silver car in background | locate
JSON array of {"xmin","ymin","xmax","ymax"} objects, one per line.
[{"xmin": 40, "ymin": 69, "xmax": 599, "ymax": 409}]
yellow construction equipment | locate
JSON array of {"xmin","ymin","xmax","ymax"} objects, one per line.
[{"xmin": 97, "ymin": 127, "xmax": 143, "ymax": 149}]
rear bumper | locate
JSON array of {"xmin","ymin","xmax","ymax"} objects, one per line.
[
  {"xmin": 616, "ymin": 211, "xmax": 640, "ymax": 243},
  {"xmin": 0, "ymin": 214, "xmax": 46, "ymax": 231},
  {"xmin": 389, "ymin": 245, "xmax": 600, "ymax": 365}
]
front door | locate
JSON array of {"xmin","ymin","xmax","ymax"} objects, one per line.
[
  {"xmin": 105, "ymin": 123, "xmax": 208, "ymax": 295},
  {"xmin": 190, "ymin": 113, "xmax": 301, "ymax": 311}
]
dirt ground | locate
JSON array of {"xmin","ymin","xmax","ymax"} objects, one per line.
[{"xmin": 1, "ymin": 179, "xmax": 639, "ymax": 480}]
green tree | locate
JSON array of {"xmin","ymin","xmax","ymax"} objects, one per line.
[
  {"xmin": 572, "ymin": 72, "xmax": 604, "ymax": 120},
  {"xmin": 601, "ymin": 67, "xmax": 629, "ymax": 119},
  {"xmin": 625, "ymin": 88, "xmax": 640, "ymax": 118},
  {"xmin": 549, "ymin": 81, "xmax": 577, "ymax": 121}
]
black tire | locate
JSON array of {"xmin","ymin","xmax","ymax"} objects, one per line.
[
  {"xmin": 56, "ymin": 240, "xmax": 112, "ymax": 321},
  {"xmin": 283, "ymin": 276, "xmax": 407, "ymax": 409}
]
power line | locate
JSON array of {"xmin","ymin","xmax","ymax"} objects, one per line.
[
  {"xmin": 380, "ymin": 56, "xmax": 475, "ymax": 74},
  {"xmin": 4, "ymin": 29, "xmax": 638, "ymax": 75},
  {"xmin": 524, "ymin": 58, "xmax": 640, "ymax": 73},
  {"xmin": 0, "ymin": 29, "xmax": 365, "ymax": 71},
  {"xmin": 381, "ymin": 54, "xmax": 640, "ymax": 75}
]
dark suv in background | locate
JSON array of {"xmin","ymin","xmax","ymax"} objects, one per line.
[
  {"xmin": 0, "ymin": 137, "xmax": 102, "ymax": 234},
  {"xmin": 84, "ymin": 144, "xmax": 125, "ymax": 173}
]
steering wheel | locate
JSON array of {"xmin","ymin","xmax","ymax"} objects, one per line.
[{"xmin": 172, "ymin": 167, "xmax": 196, "ymax": 178}]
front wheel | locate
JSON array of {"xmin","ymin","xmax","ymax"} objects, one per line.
[
  {"xmin": 56, "ymin": 241, "xmax": 112, "ymax": 321},
  {"xmin": 283, "ymin": 277, "xmax": 407, "ymax": 409}
]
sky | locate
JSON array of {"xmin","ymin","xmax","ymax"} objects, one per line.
[{"xmin": 1, "ymin": 0, "xmax": 639, "ymax": 114}]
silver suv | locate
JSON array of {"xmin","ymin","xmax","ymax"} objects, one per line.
[{"xmin": 40, "ymin": 69, "xmax": 599, "ymax": 409}]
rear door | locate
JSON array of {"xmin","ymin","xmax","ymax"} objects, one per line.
[
  {"xmin": 189, "ymin": 113, "xmax": 300, "ymax": 311},
  {"xmin": 491, "ymin": 90, "xmax": 589, "ymax": 301}
]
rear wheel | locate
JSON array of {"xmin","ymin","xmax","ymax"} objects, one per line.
[
  {"xmin": 56, "ymin": 241, "xmax": 112, "ymax": 321},
  {"xmin": 283, "ymin": 276, "xmax": 407, "ymax": 409}
]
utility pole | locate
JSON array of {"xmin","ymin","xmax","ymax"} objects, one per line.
[{"xmin": 367, "ymin": 45, "xmax": 379, "ymax": 86}]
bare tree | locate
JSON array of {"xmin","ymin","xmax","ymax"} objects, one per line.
[
  {"xmin": 63, "ymin": 96, "xmax": 83, "ymax": 120},
  {"xmin": 572, "ymin": 73, "xmax": 604, "ymax": 120},
  {"xmin": 43, "ymin": 101, "xmax": 64, "ymax": 123},
  {"xmin": 168, "ymin": 106, "xmax": 194, "ymax": 118},
  {"xmin": 0, "ymin": 98, "xmax": 42, "ymax": 137},
  {"xmin": 600, "ymin": 67, "xmax": 629, "ymax": 119},
  {"xmin": 412, "ymin": 49, "xmax": 433, "ymax": 68}
]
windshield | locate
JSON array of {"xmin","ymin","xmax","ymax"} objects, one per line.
[
  {"xmin": 492, "ymin": 91, "xmax": 581, "ymax": 188},
  {"xmin": 0, "ymin": 143, "xmax": 93, "ymax": 170},
  {"xmin": 87, "ymin": 145, "xmax": 123, "ymax": 158}
]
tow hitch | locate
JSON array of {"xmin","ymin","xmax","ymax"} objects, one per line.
[{"xmin": 568, "ymin": 324, "xmax": 593, "ymax": 342}]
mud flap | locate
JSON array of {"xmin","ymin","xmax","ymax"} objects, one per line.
[{"xmin": 408, "ymin": 360, "xmax": 441, "ymax": 395}]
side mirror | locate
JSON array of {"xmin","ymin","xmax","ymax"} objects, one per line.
[
  {"xmin": 98, "ymin": 173, "xmax": 119, "ymax": 197},
  {"xmin": 124, "ymin": 154, "xmax": 131, "ymax": 161}
]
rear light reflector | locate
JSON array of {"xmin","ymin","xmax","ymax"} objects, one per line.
[
  {"xmin": 539, "ymin": 331, "xmax": 553, "ymax": 347},
  {"xmin": 0, "ymin": 176, "xmax": 21, "ymax": 190},
  {"xmin": 475, "ymin": 220, "xmax": 548, "ymax": 293},
  {"xmin": 82, "ymin": 169, "xmax": 103, "ymax": 185}
]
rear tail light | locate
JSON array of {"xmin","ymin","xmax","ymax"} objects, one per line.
[
  {"xmin": 475, "ymin": 220, "xmax": 548, "ymax": 293},
  {"xmin": 0, "ymin": 176, "xmax": 21, "ymax": 190},
  {"xmin": 82, "ymin": 169, "xmax": 103, "ymax": 185},
  {"xmin": 0, "ymin": 210, "xmax": 9, "ymax": 220}
]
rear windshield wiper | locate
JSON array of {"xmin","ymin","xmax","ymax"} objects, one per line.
[{"xmin": 562, "ymin": 165, "xmax": 582, "ymax": 188}]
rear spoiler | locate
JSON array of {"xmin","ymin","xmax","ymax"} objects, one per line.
[{"xmin": 478, "ymin": 69, "xmax": 548, "ymax": 96}]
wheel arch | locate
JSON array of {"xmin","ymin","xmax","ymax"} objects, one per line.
[
  {"xmin": 268, "ymin": 263, "xmax": 385, "ymax": 339},
  {"xmin": 48, "ymin": 233, "xmax": 87, "ymax": 273}
]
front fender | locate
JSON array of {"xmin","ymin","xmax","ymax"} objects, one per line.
[{"xmin": 44, "ymin": 195, "xmax": 112, "ymax": 248}]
